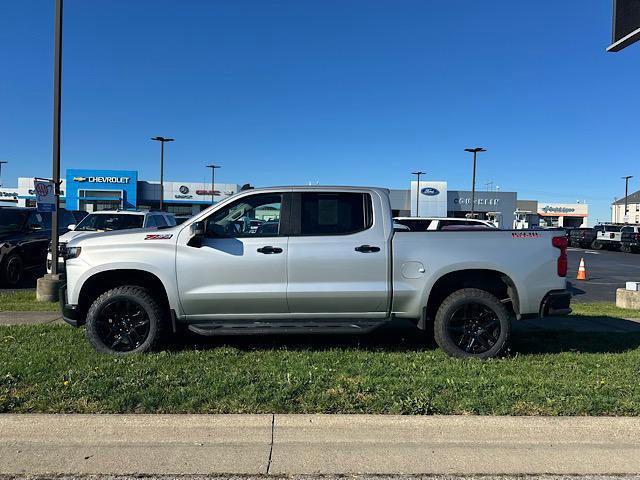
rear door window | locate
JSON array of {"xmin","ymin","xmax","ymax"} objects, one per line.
[{"xmin": 299, "ymin": 192, "xmax": 372, "ymax": 236}]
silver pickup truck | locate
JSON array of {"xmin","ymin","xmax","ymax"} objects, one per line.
[{"xmin": 61, "ymin": 186, "xmax": 571, "ymax": 358}]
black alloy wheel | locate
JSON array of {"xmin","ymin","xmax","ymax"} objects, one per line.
[
  {"xmin": 85, "ymin": 285, "xmax": 164, "ymax": 354},
  {"xmin": 446, "ymin": 302, "xmax": 501, "ymax": 355},
  {"xmin": 434, "ymin": 288, "xmax": 511, "ymax": 359},
  {"xmin": 95, "ymin": 298, "xmax": 151, "ymax": 352},
  {"xmin": 3, "ymin": 253, "xmax": 23, "ymax": 286}
]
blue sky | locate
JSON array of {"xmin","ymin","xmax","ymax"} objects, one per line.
[{"xmin": 1, "ymin": 0, "xmax": 638, "ymax": 223}]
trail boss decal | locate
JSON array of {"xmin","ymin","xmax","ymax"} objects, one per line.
[
  {"xmin": 512, "ymin": 232, "xmax": 540, "ymax": 239},
  {"xmin": 144, "ymin": 234, "xmax": 173, "ymax": 240}
]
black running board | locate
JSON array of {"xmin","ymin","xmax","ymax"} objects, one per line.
[{"xmin": 188, "ymin": 320, "xmax": 387, "ymax": 336}]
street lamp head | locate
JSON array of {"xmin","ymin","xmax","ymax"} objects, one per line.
[
  {"xmin": 411, "ymin": 171, "xmax": 425, "ymax": 176},
  {"xmin": 622, "ymin": 175, "xmax": 633, "ymax": 180},
  {"xmin": 465, "ymin": 147, "xmax": 486, "ymax": 153},
  {"xmin": 207, "ymin": 164, "xmax": 222, "ymax": 169},
  {"xmin": 151, "ymin": 136, "xmax": 174, "ymax": 142}
]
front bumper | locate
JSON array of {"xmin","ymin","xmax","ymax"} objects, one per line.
[
  {"xmin": 59, "ymin": 284, "xmax": 81, "ymax": 327},
  {"xmin": 540, "ymin": 289, "xmax": 572, "ymax": 317}
]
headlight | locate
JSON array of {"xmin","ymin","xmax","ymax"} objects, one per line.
[{"xmin": 64, "ymin": 246, "xmax": 82, "ymax": 259}]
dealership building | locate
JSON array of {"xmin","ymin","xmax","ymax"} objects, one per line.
[
  {"xmin": 3, "ymin": 170, "xmax": 589, "ymax": 228},
  {"xmin": 10, "ymin": 169, "xmax": 240, "ymax": 215}
]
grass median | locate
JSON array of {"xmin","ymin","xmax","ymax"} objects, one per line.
[
  {"xmin": 2, "ymin": 318, "xmax": 640, "ymax": 415},
  {"xmin": 0, "ymin": 291, "xmax": 57, "ymax": 312}
]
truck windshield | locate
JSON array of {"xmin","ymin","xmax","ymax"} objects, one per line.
[
  {"xmin": 75, "ymin": 214, "xmax": 144, "ymax": 231},
  {"xmin": 0, "ymin": 210, "xmax": 28, "ymax": 234}
]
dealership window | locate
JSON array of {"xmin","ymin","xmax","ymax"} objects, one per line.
[
  {"xmin": 206, "ymin": 193, "xmax": 282, "ymax": 237},
  {"xmin": 300, "ymin": 192, "xmax": 372, "ymax": 236},
  {"xmin": 165, "ymin": 204, "xmax": 194, "ymax": 216}
]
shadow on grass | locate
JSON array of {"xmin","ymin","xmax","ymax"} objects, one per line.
[{"xmin": 162, "ymin": 316, "xmax": 640, "ymax": 355}]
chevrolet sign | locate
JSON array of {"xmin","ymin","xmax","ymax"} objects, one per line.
[{"xmin": 73, "ymin": 176, "xmax": 130, "ymax": 184}]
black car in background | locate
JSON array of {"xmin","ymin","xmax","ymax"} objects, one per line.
[
  {"xmin": 568, "ymin": 227, "xmax": 598, "ymax": 249},
  {"xmin": 0, "ymin": 207, "xmax": 76, "ymax": 286}
]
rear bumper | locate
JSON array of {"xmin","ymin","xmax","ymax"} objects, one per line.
[
  {"xmin": 59, "ymin": 284, "xmax": 82, "ymax": 327},
  {"xmin": 540, "ymin": 289, "xmax": 572, "ymax": 317}
]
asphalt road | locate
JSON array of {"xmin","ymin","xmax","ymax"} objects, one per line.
[{"xmin": 567, "ymin": 247, "xmax": 640, "ymax": 303}]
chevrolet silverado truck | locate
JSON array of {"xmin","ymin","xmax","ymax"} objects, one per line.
[{"xmin": 60, "ymin": 186, "xmax": 571, "ymax": 359}]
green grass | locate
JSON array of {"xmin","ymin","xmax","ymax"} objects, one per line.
[
  {"xmin": 0, "ymin": 291, "xmax": 57, "ymax": 312},
  {"xmin": 2, "ymin": 323, "xmax": 640, "ymax": 415},
  {"xmin": 572, "ymin": 302, "xmax": 640, "ymax": 319}
]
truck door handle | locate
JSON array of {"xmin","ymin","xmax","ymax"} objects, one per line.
[
  {"xmin": 257, "ymin": 246, "xmax": 283, "ymax": 254},
  {"xmin": 355, "ymin": 244, "xmax": 380, "ymax": 253}
]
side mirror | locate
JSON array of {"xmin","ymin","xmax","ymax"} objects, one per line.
[
  {"xmin": 67, "ymin": 224, "xmax": 76, "ymax": 231},
  {"xmin": 188, "ymin": 221, "xmax": 205, "ymax": 248},
  {"xmin": 190, "ymin": 221, "xmax": 205, "ymax": 237}
]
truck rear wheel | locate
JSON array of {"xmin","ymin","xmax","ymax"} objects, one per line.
[
  {"xmin": 434, "ymin": 288, "xmax": 511, "ymax": 359},
  {"xmin": 85, "ymin": 286, "xmax": 165, "ymax": 354}
]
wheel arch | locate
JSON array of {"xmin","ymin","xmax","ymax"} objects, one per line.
[
  {"xmin": 423, "ymin": 269, "xmax": 520, "ymax": 327},
  {"xmin": 77, "ymin": 269, "xmax": 172, "ymax": 327}
]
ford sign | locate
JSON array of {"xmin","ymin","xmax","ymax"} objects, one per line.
[{"xmin": 420, "ymin": 187, "xmax": 440, "ymax": 196}]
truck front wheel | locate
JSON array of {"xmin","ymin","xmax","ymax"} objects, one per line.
[
  {"xmin": 85, "ymin": 286, "xmax": 165, "ymax": 354},
  {"xmin": 434, "ymin": 288, "xmax": 511, "ymax": 359}
]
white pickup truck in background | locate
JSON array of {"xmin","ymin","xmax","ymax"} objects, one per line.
[{"xmin": 60, "ymin": 186, "xmax": 571, "ymax": 358}]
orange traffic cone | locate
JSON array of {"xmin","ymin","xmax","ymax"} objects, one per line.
[{"xmin": 576, "ymin": 257, "xmax": 587, "ymax": 281}]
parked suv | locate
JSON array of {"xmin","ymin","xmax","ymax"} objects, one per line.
[
  {"xmin": 621, "ymin": 225, "xmax": 640, "ymax": 253},
  {"xmin": 47, "ymin": 210, "xmax": 176, "ymax": 273},
  {"xmin": 0, "ymin": 207, "xmax": 77, "ymax": 286},
  {"xmin": 591, "ymin": 224, "xmax": 624, "ymax": 250}
]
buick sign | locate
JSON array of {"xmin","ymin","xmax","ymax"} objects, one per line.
[
  {"xmin": 179, "ymin": 185, "xmax": 189, "ymax": 194},
  {"xmin": 420, "ymin": 187, "xmax": 440, "ymax": 196}
]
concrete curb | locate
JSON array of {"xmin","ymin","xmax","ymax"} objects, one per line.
[{"xmin": 2, "ymin": 414, "xmax": 640, "ymax": 475}]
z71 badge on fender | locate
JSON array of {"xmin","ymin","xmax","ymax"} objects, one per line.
[{"xmin": 144, "ymin": 234, "xmax": 173, "ymax": 240}]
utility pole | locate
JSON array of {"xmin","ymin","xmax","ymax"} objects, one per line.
[
  {"xmin": 151, "ymin": 136, "xmax": 174, "ymax": 211},
  {"xmin": 206, "ymin": 164, "xmax": 221, "ymax": 205},
  {"xmin": 36, "ymin": 0, "xmax": 64, "ymax": 302},
  {"xmin": 412, "ymin": 171, "xmax": 425, "ymax": 217},
  {"xmin": 464, "ymin": 147, "xmax": 486, "ymax": 218},
  {"xmin": 622, "ymin": 175, "xmax": 633, "ymax": 223},
  {"xmin": 0, "ymin": 161, "xmax": 7, "ymax": 187}
]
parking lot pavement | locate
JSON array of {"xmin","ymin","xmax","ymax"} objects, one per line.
[
  {"xmin": 3, "ymin": 414, "xmax": 640, "ymax": 475},
  {"xmin": 567, "ymin": 247, "xmax": 640, "ymax": 303}
]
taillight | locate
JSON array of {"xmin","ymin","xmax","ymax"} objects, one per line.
[{"xmin": 552, "ymin": 236, "xmax": 568, "ymax": 277}]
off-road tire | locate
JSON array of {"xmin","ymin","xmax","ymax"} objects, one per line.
[
  {"xmin": 433, "ymin": 288, "xmax": 511, "ymax": 359},
  {"xmin": 1, "ymin": 252, "xmax": 24, "ymax": 287},
  {"xmin": 85, "ymin": 285, "xmax": 165, "ymax": 354},
  {"xmin": 590, "ymin": 240, "xmax": 603, "ymax": 250},
  {"xmin": 621, "ymin": 244, "xmax": 632, "ymax": 254}
]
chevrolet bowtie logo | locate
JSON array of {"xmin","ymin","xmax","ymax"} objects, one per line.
[{"xmin": 73, "ymin": 176, "xmax": 88, "ymax": 182}]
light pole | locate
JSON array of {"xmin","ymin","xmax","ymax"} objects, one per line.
[
  {"xmin": 0, "ymin": 161, "xmax": 7, "ymax": 187},
  {"xmin": 622, "ymin": 176, "xmax": 633, "ymax": 223},
  {"xmin": 412, "ymin": 171, "xmax": 425, "ymax": 217},
  {"xmin": 464, "ymin": 147, "xmax": 486, "ymax": 218},
  {"xmin": 151, "ymin": 136, "xmax": 174, "ymax": 210},
  {"xmin": 206, "ymin": 164, "xmax": 222, "ymax": 205}
]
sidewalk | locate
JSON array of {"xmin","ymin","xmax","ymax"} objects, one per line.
[
  {"xmin": 2, "ymin": 414, "xmax": 640, "ymax": 475},
  {"xmin": 0, "ymin": 311, "xmax": 61, "ymax": 325}
]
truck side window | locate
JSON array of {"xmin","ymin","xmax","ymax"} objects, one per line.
[
  {"xmin": 154, "ymin": 215, "xmax": 168, "ymax": 228},
  {"xmin": 300, "ymin": 192, "xmax": 372, "ymax": 235},
  {"xmin": 206, "ymin": 193, "xmax": 282, "ymax": 238}
]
